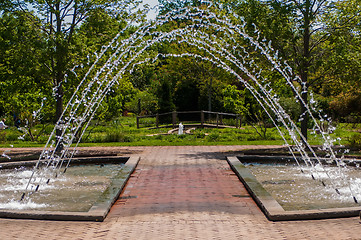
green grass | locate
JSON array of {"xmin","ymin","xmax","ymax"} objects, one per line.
[{"xmin": 0, "ymin": 117, "xmax": 360, "ymax": 149}]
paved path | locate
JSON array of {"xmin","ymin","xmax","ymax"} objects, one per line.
[{"xmin": 1, "ymin": 146, "xmax": 361, "ymax": 239}]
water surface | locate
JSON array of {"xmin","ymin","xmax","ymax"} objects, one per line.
[
  {"xmin": 0, "ymin": 163, "xmax": 123, "ymax": 212},
  {"xmin": 245, "ymin": 163, "xmax": 361, "ymax": 210}
]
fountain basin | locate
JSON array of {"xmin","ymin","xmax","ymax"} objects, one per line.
[
  {"xmin": 227, "ymin": 156, "xmax": 361, "ymax": 221},
  {"xmin": 0, "ymin": 155, "xmax": 139, "ymax": 221}
]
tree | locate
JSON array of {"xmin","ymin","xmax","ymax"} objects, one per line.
[
  {"xmin": 159, "ymin": 0, "xmax": 205, "ymax": 14},
  {"xmin": 222, "ymin": 85, "xmax": 246, "ymax": 115},
  {"xmin": 0, "ymin": 11, "xmax": 52, "ymax": 124},
  {"xmin": 318, "ymin": 0, "xmax": 361, "ymax": 122},
  {"xmin": 7, "ymin": 0, "xmax": 138, "ymax": 140},
  {"xmin": 229, "ymin": 0, "xmax": 360, "ymax": 140},
  {"xmin": 75, "ymin": 7, "xmax": 136, "ymax": 121},
  {"xmin": 291, "ymin": 0, "xmax": 328, "ymax": 141}
]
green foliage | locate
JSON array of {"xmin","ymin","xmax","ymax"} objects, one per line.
[
  {"xmin": 349, "ymin": 133, "xmax": 361, "ymax": 149},
  {"xmin": 226, "ymin": 0, "xmax": 361, "ymax": 138},
  {"xmin": 1, "ymin": 0, "xmax": 361, "ymax": 139},
  {"xmin": 224, "ymin": 0, "xmax": 296, "ymax": 78},
  {"xmin": 0, "ymin": 11, "xmax": 51, "ymax": 118},
  {"xmin": 156, "ymin": 78, "xmax": 176, "ymax": 113},
  {"xmin": 159, "ymin": 0, "xmax": 204, "ymax": 14},
  {"xmin": 96, "ymin": 79, "xmax": 136, "ymax": 121},
  {"xmin": 278, "ymin": 97, "xmax": 301, "ymax": 121},
  {"xmin": 329, "ymin": 92, "xmax": 361, "ymax": 122},
  {"xmin": 207, "ymin": 132, "xmax": 220, "ymax": 141},
  {"xmin": 1, "ymin": 116, "xmax": 360, "ymax": 149},
  {"xmin": 316, "ymin": 0, "xmax": 361, "ymax": 121},
  {"xmin": 126, "ymin": 90, "xmax": 159, "ymax": 115},
  {"xmin": 0, "ymin": 131, "xmax": 5, "ymax": 143},
  {"xmin": 222, "ymin": 85, "xmax": 246, "ymax": 114},
  {"xmin": 103, "ymin": 131, "xmax": 133, "ymax": 143}
]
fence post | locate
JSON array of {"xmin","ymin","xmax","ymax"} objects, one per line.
[
  {"xmin": 201, "ymin": 110, "xmax": 204, "ymax": 127},
  {"xmin": 236, "ymin": 114, "xmax": 242, "ymax": 128},
  {"xmin": 216, "ymin": 113, "xmax": 219, "ymax": 127},
  {"xmin": 136, "ymin": 116, "xmax": 140, "ymax": 129},
  {"xmin": 156, "ymin": 113, "xmax": 159, "ymax": 128},
  {"xmin": 172, "ymin": 111, "xmax": 177, "ymax": 128}
]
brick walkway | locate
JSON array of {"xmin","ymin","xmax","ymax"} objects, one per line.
[{"xmin": 1, "ymin": 146, "xmax": 361, "ymax": 239}]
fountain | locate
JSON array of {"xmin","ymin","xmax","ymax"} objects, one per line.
[
  {"xmin": 178, "ymin": 123, "xmax": 184, "ymax": 135},
  {"xmin": 0, "ymin": 155, "xmax": 139, "ymax": 221},
  {"xmin": 1, "ymin": 1, "xmax": 359, "ymax": 220},
  {"xmin": 1, "ymin": 162, "xmax": 125, "ymax": 211},
  {"xmin": 245, "ymin": 161, "xmax": 361, "ymax": 211},
  {"xmin": 227, "ymin": 155, "xmax": 361, "ymax": 220}
]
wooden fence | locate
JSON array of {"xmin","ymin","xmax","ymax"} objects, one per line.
[{"xmin": 136, "ymin": 110, "xmax": 242, "ymax": 129}]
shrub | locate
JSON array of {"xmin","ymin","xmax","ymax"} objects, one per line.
[
  {"xmin": 84, "ymin": 133, "xmax": 104, "ymax": 143},
  {"xmin": 0, "ymin": 131, "xmax": 5, "ymax": 143},
  {"xmin": 194, "ymin": 131, "xmax": 205, "ymax": 139},
  {"xmin": 104, "ymin": 131, "xmax": 132, "ymax": 142},
  {"xmin": 349, "ymin": 133, "xmax": 361, "ymax": 149},
  {"xmin": 37, "ymin": 135, "xmax": 50, "ymax": 144},
  {"xmin": 177, "ymin": 134, "xmax": 187, "ymax": 139},
  {"xmin": 207, "ymin": 132, "xmax": 220, "ymax": 141},
  {"xmin": 154, "ymin": 134, "xmax": 163, "ymax": 140},
  {"xmin": 6, "ymin": 131, "xmax": 21, "ymax": 141}
]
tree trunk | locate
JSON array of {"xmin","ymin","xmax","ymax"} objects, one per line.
[
  {"xmin": 300, "ymin": 82, "xmax": 308, "ymax": 141},
  {"xmin": 300, "ymin": 0, "xmax": 311, "ymax": 143},
  {"xmin": 54, "ymin": 2, "xmax": 65, "ymax": 152}
]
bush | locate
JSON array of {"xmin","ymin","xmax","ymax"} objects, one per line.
[
  {"xmin": 126, "ymin": 91, "xmax": 158, "ymax": 115},
  {"xmin": 37, "ymin": 135, "xmax": 50, "ymax": 144},
  {"xmin": 104, "ymin": 131, "xmax": 133, "ymax": 142},
  {"xmin": 84, "ymin": 133, "xmax": 104, "ymax": 143},
  {"xmin": 154, "ymin": 134, "xmax": 163, "ymax": 140},
  {"xmin": 207, "ymin": 132, "xmax": 220, "ymax": 141},
  {"xmin": 194, "ymin": 131, "xmax": 205, "ymax": 139},
  {"xmin": 6, "ymin": 131, "xmax": 21, "ymax": 141},
  {"xmin": 177, "ymin": 134, "xmax": 187, "ymax": 139},
  {"xmin": 279, "ymin": 97, "xmax": 301, "ymax": 121},
  {"xmin": 0, "ymin": 131, "xmax": 5, "ymax": 143},
  {"xmin": 349, "ymin": 133, "xmax": 361, "ymax": 149}
]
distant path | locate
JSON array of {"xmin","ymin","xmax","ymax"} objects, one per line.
[{"xmin": 1, "ymin": 145, "xmax": 361, "ymax": 239}]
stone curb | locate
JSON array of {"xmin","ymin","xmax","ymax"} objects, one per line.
[
  {"xmin": 227, "ymin": 156, "xmax": 361, "ymax": 221},
  {"xmin": 0, "ymin": 155, "xmax": 140, "ymax": 221}
]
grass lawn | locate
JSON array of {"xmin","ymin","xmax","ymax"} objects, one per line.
[{"xmin": 0, "ymin": 117, "xmax": 360, "ymax": 151}]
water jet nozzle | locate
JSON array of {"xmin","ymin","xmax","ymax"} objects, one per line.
[
  {"xmin": 354, "ymin": 196, "xmax": 358, "ymax": 204},
  {"xmin": 35, "ymin": 185, "xmax": 39, "ymax": 191},
  {"xmin": 335, "ymin": 189, "xmax": 340, "ymax": 195}
]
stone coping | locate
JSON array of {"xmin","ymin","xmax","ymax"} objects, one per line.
[
  {"xmin": 0, "ymin": 155, "xmax": 140, "ymax": 221},
  {"xmin": 227, "ymin": 156, "xmax": 361, "ymax": 221}
]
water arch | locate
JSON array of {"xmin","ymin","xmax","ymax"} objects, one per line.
[{"xmin": 21, "ymin": 5, "xmax": 356, "ymax": 202}]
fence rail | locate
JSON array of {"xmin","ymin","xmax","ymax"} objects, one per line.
[{"xmin": 136, "ymin": 110, "xmax": 242, "ymax": 129}]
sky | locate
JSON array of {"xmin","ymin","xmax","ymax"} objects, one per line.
[{"xmin": 143, "ymin": 0, "xmax": 159, "ymax": 20}]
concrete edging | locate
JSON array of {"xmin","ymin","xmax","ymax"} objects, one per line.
[
  {"xmin": 226, "ymin": 156, "xmax": 361, "ymax": 221},
  {"xmin": 0, "ymin": 155, "xmax": 140, "ymax": 221}
]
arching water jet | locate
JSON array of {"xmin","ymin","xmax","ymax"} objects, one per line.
[{"xmin": 15, "ymin": 3, "xmax": 359, "ymax": 206}]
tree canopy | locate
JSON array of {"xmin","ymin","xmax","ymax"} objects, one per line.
[{"xmin": 0, "ymin": 0, "xmax": 361, "ymax": 142}]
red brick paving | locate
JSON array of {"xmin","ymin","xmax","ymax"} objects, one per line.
[
  {"xmin": 1, "ymin": 145, "xmax": 361, "ymax": 240},
  {"xmin": 109, "ymin": 163, "xmax": 253, "ymax": 217}
]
